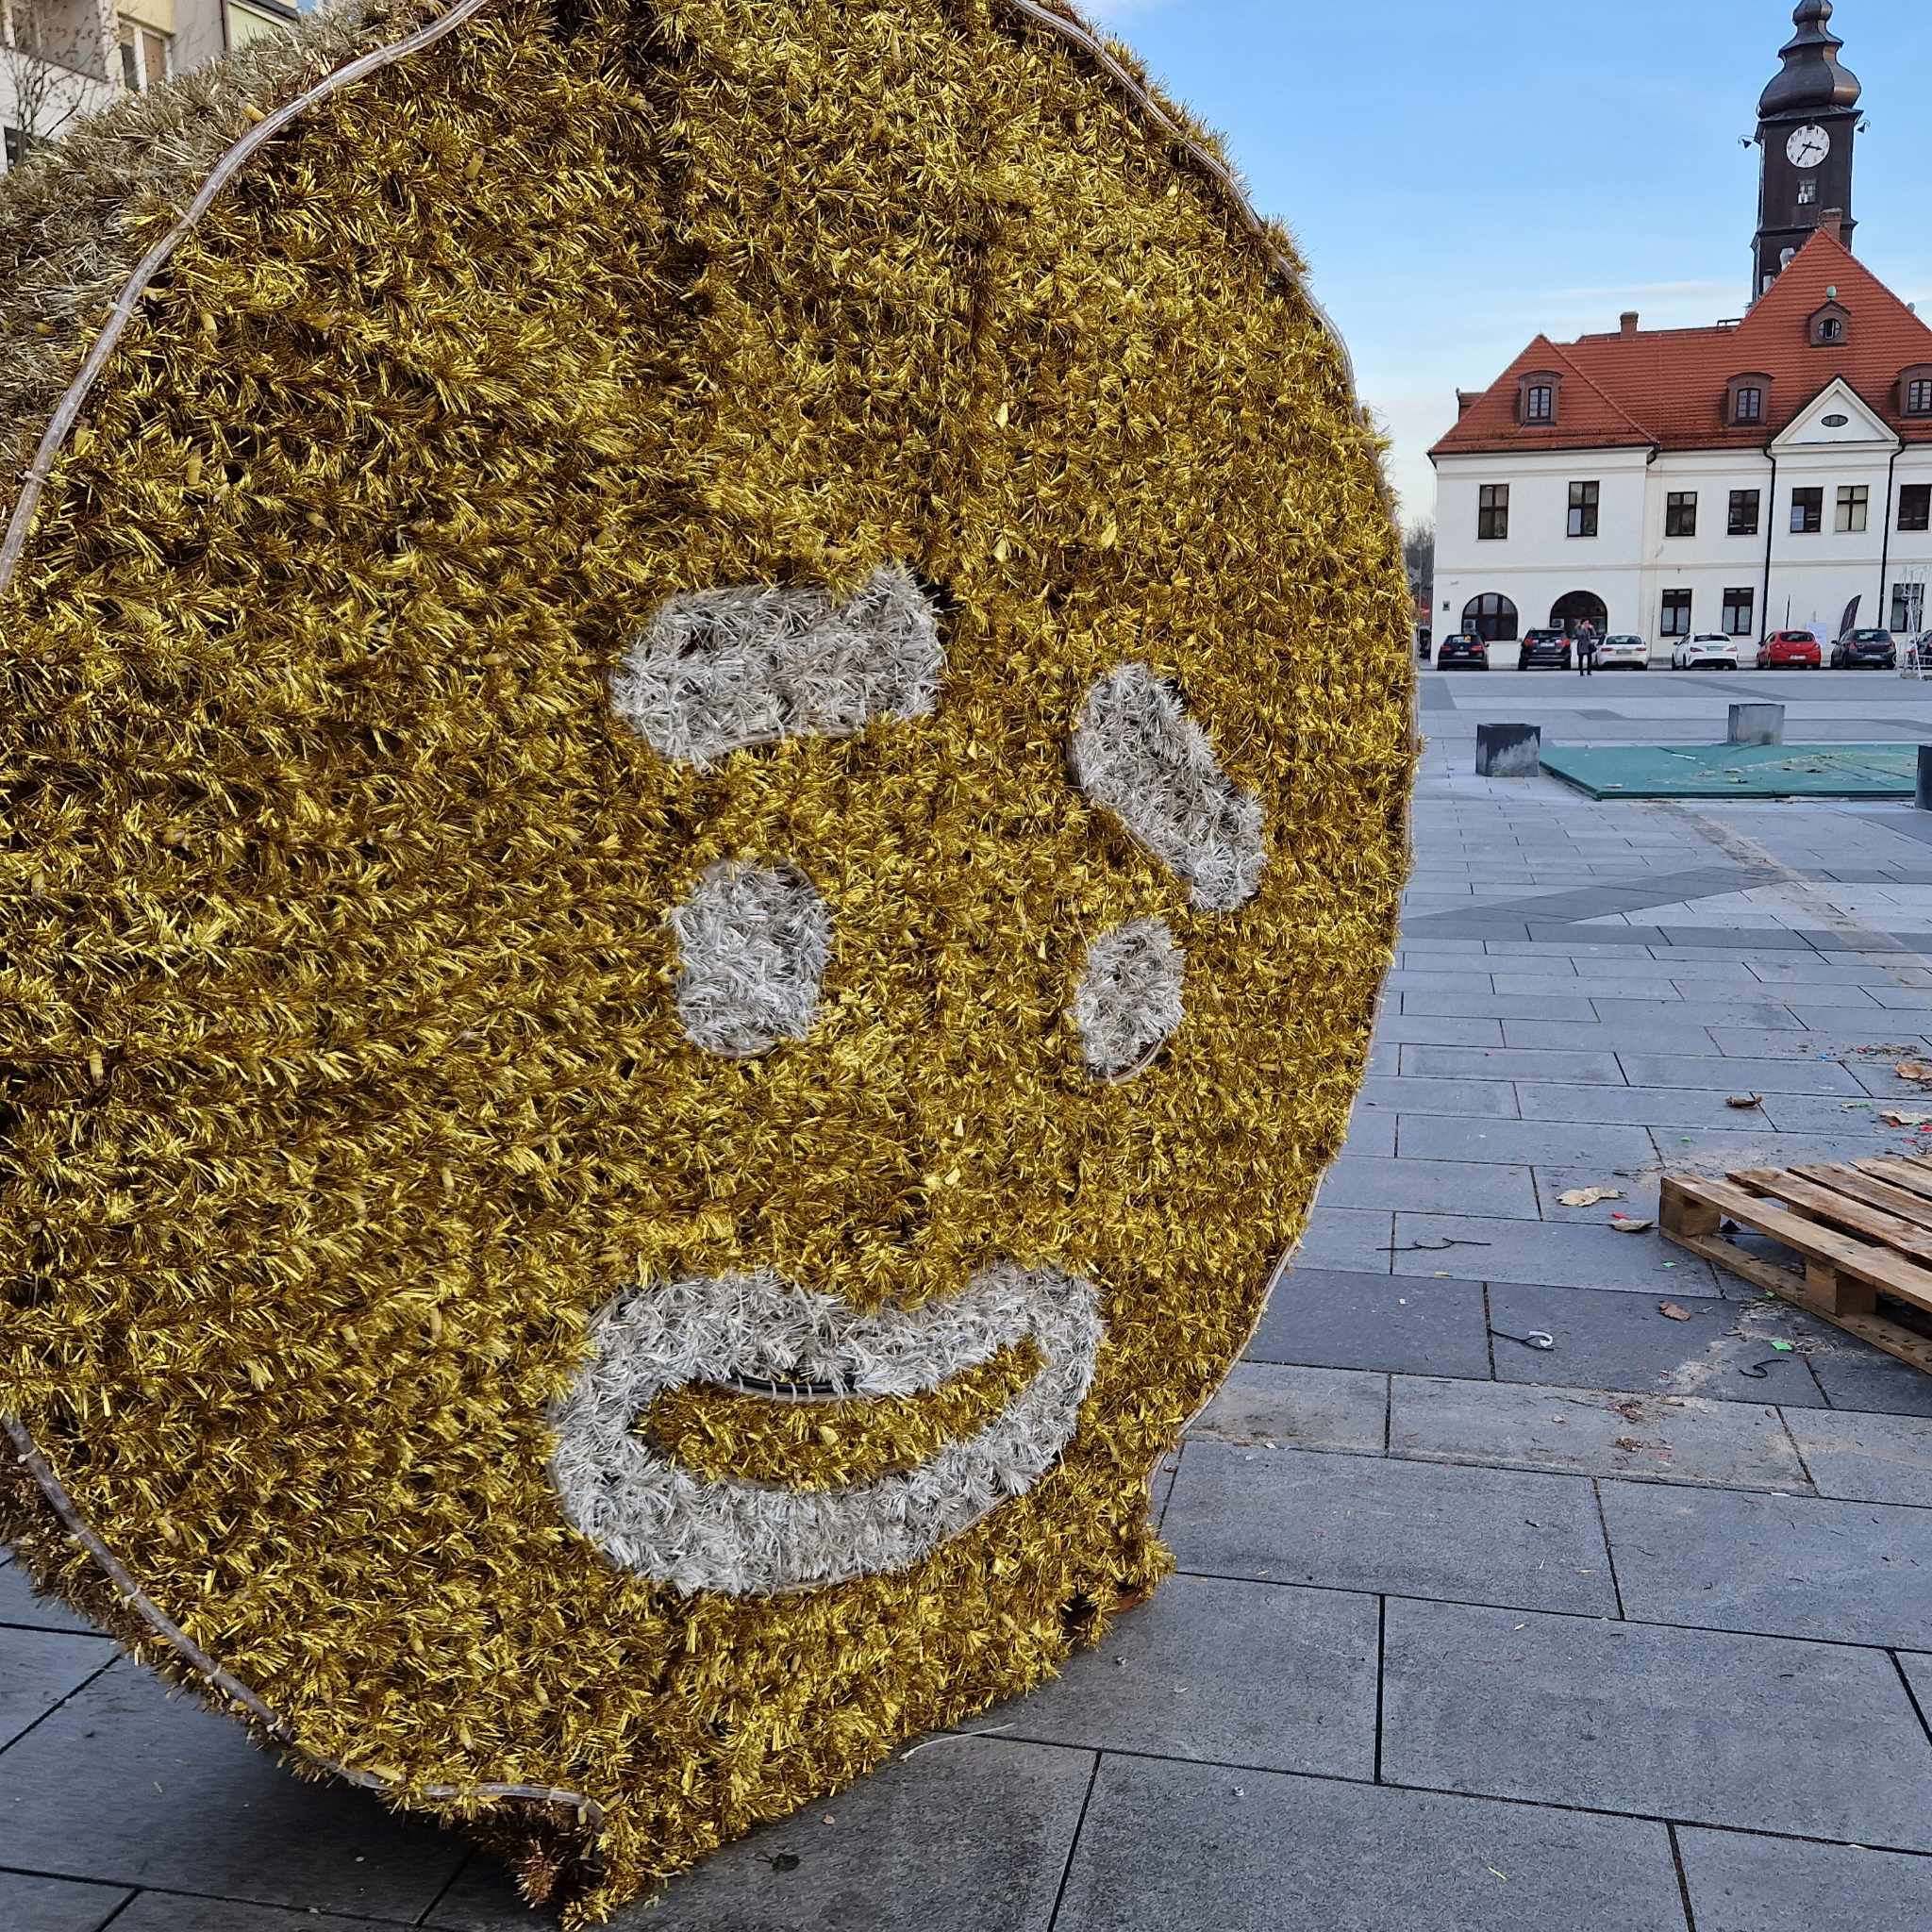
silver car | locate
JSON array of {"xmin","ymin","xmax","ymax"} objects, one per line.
[{"xmin": 1595, "ymin": 634, "xmax": 1649, "ymax": 670}]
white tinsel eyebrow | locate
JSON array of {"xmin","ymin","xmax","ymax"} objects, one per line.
[
  {"xmin": 1071, "ymin": 661, "xmax": 1266, "ymax": 912},
  {"xmin": 547, "ymin": 1265, "xmax": 1105, "ymax": 1597},
  {"xmin": 612, "ymin": 562, "xmax": 944, "ymax": 769}
]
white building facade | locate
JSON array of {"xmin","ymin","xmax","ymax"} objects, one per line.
[
  {"xmin": 1435, "ymin": 370, "xmax": 1932, "ymax": 651},
  {"xmin": 1433, "ymin": 2, "xmax": 1932, "ymax": 655}
]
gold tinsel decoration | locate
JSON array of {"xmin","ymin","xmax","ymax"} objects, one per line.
[{"xmin": 0, "ymin": 0, "xmax": 1412, "ymax": 1919}]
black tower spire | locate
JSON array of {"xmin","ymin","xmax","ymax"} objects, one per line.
[{"xmin": 1753, "ymin": 1, "xmax": 1862, "ymax": 302}]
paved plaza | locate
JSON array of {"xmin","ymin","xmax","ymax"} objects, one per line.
[{"xmin": 8, "ymin": 667, "xmax": 1932, "ymax": 1929}]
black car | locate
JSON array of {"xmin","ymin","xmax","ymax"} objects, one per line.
[
  {"xmin": 1435, "ymin": 631, "xmax": 1489, "ymax": 670},
  {"xmin": 1830, "ymin": 626, "xmax": 1896, "ymax": 669},
  {"xmin": 1517, "ymin": 627, "xmax": 1573, "ymax": 671}
]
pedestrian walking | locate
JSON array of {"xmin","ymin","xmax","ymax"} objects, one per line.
[{"xmin": 1576, "ymin": 621, "xmax": 1598, "ymax": 677}]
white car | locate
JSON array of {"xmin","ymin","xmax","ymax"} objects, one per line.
[
  {"xmin": 1672, "ymin": 632, "xmax": 1740, "ymax": 670},
  {"xmin": 1595, "ymin": 633, "xmax": 1649, "ymax": 670}
]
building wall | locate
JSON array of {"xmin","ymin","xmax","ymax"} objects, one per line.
[{"xmin": 1436, "ymin": 439, "xmax": 1932, "ymax": 650}]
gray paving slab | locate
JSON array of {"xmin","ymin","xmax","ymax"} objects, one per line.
[
  {"xmin": 0, "ymin": 1624, "xmax": 114, "ymax": 1751},
  {"xmin": 1383, "ymin": 969, "xmax": 1502, "ymax": 997},
  {"xmin": 1389, "ymin": 1375, "xmax": 1808, "ymax": 1489},
  {"xmin": 108, "ymin": 1899, "xmax": 408, "ymax": 1931},
  {"xmin": 1380, "ymin": 1597, "xmax": 1932, "ymax": 1850},
  {"xmin": 1357, "ymin": 1075, "xmax": 1521, "ymax": 1119},
  {"xmin": 1749, "ymin": 955, "xmax": 1932, "ymax": 985},
  {"xmin": 1402, "ymin": 990, "xmax": 1601, "ymax": 1022},
  {"xmin": 1165, "ymin": 1445, "xmax": 1616, "ymax": 1615},
  {"xmin": 0, "ymin": 1874, "xmax": 128, "ymax": 1932},
  {"xmin": 1903, "ymin": 1651, "xmax": 1932, "ymax": 1721},
  {"xmin": 427, "ymin": 1735, "xmax": 1091, "ymax": 1932},
  {"xmin": 1806, "ymin": 1346, "xmax": 1932, "ymax": 1419},
  {"xmin": 1844, "ymin": 1056, "xmax": 1932, "ymax": 1097},
  {"xmin": 1590, "ymin": 996, "xmax": 1812, "ymax": 1030},
  {"xmin": 1490, "ymin": 939, "xmax": 1681, "ymax": 959},
  {"xmin": 1293, "ymin": 1205, "xmax": 1395, "ymax": 1273},
  {"xmin": 1390, "ymin": 1213, "xmax": 1718, "ymax": 1293},
  {"xmin": 1493, "ymin": 970, "xmax": 1677, "ymax": 1000},
  {"xmin": 1517, "ymin": 1082, "xmax": 1780, "ymax": 1129},
  {"xmin": 1868, "ymin": 987, "xmax": 1932, "ymax": 1009},
  {"xmin": 1321, "ymin": 1155, "xmax": 1538, "ymax": 1218},
  {"xmin": 1396, "ymin": 1116, "xmax": 1659, "ymax": 1169},
  {"xmin": 0, "ymin": 1554, "xmax": 102, "ymax": 1635},
  {"xmin": 1614, "ymin": 1053, "xmax": 1865, "ymax": 1095},
  {"xmin": 1675, "ymin": 1828, "xmax": 1932, "ymax": 1932},
  {"xmin": 1001, "ymin": 1574, "xmax": 1376, "ymax": 1776},
  {"xmin": 0, "ymin": 1662, "xmax": 466, "ymax": 1918},
  {"xmin": 1487, "ymin": 1284, "xmax": 1829, "ymax": 1407},
  {"xmin": 1602, "ymin": 1481, "xmax": 1932, "ymax": 1648},
  {"xmin": 1575, "ymin": 958, "xmax": 1763, "ymax": 984},
  {"xmin": 1400, "ymin": 1043, "xmax": 1626, "ymax": 1085},
  {"xmin": 1529, "ymin": 1166, "xmax": 1661, "ymax": 1223},
  {"xmin": 1185, "ymin": 1363, "xmax": 1387, "ymax": 1453},
  {"xmin": 1706, "ymin": 1026, "xmax": 1932, "ymax": 1060},
  {"xmin": 1784, "ymin": 1407, "xmax": 1932, "ymax": 1503},
  {"xmin": 1051, "ymin": 1756, "xmax": 1690, "ymax": 1932},
  {"xmin": 1757, "ymin": 1091, "xmax": 1932, "ymax": 1135},
  {"xmin": 1502, "ymin": 1018, "xmax": 1724, "ymax": 1055},
  {"xmin": 1654, "ymin": 1127, "xmax": 1932, "ymax": 1179},
  {"xmin": 1335, "ymin": 1106, "xmax": 1398, "ymax": 1158},
  {"xmin": 1364, "ymin": 1012, "xmax": 1507, "ymax": 1048},
  {"xmin": 1245, "ymin": 1268, "xmax": 1491, "ymax": 1378}
]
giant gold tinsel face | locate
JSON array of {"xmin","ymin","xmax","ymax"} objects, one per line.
[{"xmin": 0, "ymin": 0, "xmax": 1410, "ymax": 1919}]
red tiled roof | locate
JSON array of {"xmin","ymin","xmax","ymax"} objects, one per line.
[{"xmin": 1431, "ymin": 227, "xmax": 1932, "ymax": 459}]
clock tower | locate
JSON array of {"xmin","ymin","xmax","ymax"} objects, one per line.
[{"xmin": 1753, "ymin": 1, "xmax": 1860, "ymax": 301}]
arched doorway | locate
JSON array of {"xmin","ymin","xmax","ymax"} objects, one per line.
[
  {"xmin": 1463, "ymin": 593, "xmax": 1519, "ymax": 642},
  {"xmin": 1550, "ymin": 591, "xmax": 1608, "ymax": 635}
]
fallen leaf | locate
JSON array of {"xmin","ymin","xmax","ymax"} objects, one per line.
[
  {"xmin": 1610, "ymin": 1216, "xmax": 1656, "ymax": 1234},
  {"xmin": 1726, "ymin": 1093, "xmax": 1763, "ymax": 1109},
  {"xmin": 1658, "ymin": 1301, "xmax": 1695, "ymax": 1321},
  {"xmin": 1881, "ymin": 1110, "xmax": 1932, "ymax": 1128},
  {"xmin": 1896, "ymin": 1060, "xmax": 1932, "ymax": 1082},
  {"xmin": 1558, "ymin": 1187, "xmax": 1624, "ymax": 1207}
]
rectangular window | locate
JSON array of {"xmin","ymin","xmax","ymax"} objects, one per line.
[
  {"xmin": 1798, "ymin": 177, "xmax": 1818, "ymax": 206},
  {"xmin": 1900, "ymin": 484, "xmax": 1931, "ymax": 533},
  {"xmin": 1567, "ymin": 480, "xmax": 1600, "ymax": 539},
  {"xmin": 1525, "ymin": 385, "xmax": 1554, "ymax": 424},
  {"xmin": 1665, "ymin": 491, "xmax": 1698, "ymax": 539},
  {"xmin": 1893, "ymin": 584, "xmax": 1927, "ymax": 635},
  {"xmin": 2, "ymin": 126, "xmax": 20, "ymax": 173},
  {"xmin": 1660, "ymin": 590, "xmax": 1693, "ymax": 638},
  {"xmin": 118, "ymin": 25, "xmax": 141, "ymax": 90},
  {"xmin": 1728, "ymin": 489, "xmax": 1761, "ymax": 537},
  {"xmin": 1477, "ymin": 484, "xmax": 1509, "ymax": 541},
  {"xmin": 1722, "ymin": 588, "xmax": 1756, "ymax": 637},
  {"xmin": 1909, "ymin": 380, "xmax": 1932, "ymax": 415},
  {"xmin": 1735, "ymin": 387, "xmax": 1763, "ymax": 425},
  {"xmin": 1790, "ymin": 487, "xmax": 1824, "ymax": 534},
  {"xmin": 1837, "ymin": 484, "xmax": 1871, "ymax": 534}
]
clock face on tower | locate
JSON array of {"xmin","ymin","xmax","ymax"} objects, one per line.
[{"xmin": 1787, "ymin": 124, "xmax": 1831, "ymax": 168}]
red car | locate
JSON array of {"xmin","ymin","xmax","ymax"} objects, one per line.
[{"xmin": 1756, "ymin": 628, "xmax": 1822, "ymax": 669}]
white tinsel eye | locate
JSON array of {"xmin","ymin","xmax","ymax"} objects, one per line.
[{"xmin": 1071, "ymin": 661, "xmax": 1265, "ymax": 912}]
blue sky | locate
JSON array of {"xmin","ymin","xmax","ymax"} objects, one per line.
[{"xmin": 1086, "ymin": 0, "xmax": 1931, "ymax": 524}]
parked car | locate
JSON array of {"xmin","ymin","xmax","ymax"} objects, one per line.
[
  {"xmin": 1517, "ymin": 627, "xmax": 1572, "ymax": 671},
  {"xmin": 1757, "ymin": 628, "xmax": 1823, "ymax": 668},
  {"xmin": 1911, "ymin": 629, "xmax": 1932, "ymax": 673},
  {"xmin": 1594, "ymin": 634, "xmax": 1649, "ymax": 670},
  {"xmin": 1434, "ymin": 631, "xmax": 1489, "ymax": 670},
  {"xmin": 1671, "ymin": 632, "xmax": 1740, "ymax": 670},
  {"xmin": 1831, "ymin": 626, "xmax": 1897, "ymax": 669}
]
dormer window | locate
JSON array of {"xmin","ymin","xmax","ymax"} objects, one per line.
[
  {"xmin": 1725, "ymin": 374, "xmax": 1772, "ymax": 427},
  {"xmin": 1901, "ymin": 366, "xmax": 1932, "ymax": 417},
  {"xmin": 1517, "ymin": 371, "xmax": 1562, "ymax": 425},
  {"xmin": 1809, "ymin": 298, "xmax": 1851, "ymax": 347}
]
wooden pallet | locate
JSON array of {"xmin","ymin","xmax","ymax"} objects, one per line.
[{"xmin": 1659, "ymin": 1159, "xmax": 1932, "ymax": 1375}]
